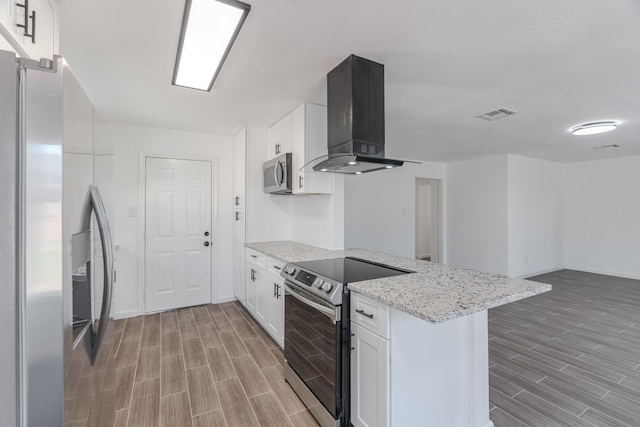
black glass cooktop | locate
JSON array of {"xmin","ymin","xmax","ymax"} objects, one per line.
[{"xmin": 292, "ymin": 257, "xmax": 413, "ymax": 284}]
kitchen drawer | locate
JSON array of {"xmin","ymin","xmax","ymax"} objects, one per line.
[
  {"xmin": 267, "ymin": 256, "xmax": 286, "ymax": 276},
  {"xmin": 246, "ymin": 248, "xmax": 266, "ymax": 268},
  {"xmin": 351, "ymin": 292, "xmax": 390, "ymax": 339}
]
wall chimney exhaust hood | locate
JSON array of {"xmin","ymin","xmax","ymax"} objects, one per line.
[{"xmin": 313, "ymin": 55, "xmax": 416, "ymax": 174}]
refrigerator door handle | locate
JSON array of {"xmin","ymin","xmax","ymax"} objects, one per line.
[
  {"xmin": 90, "ymin": 186, "xmax": 114, "ymax": 365},
  {"xmin": 80, "ymin": 185, "xmax": 114, "ymax": 365}
]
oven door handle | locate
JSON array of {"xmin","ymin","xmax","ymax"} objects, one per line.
[{"xmin": 284, "ymin": 283, "xmax": 337, "ymax": 321}]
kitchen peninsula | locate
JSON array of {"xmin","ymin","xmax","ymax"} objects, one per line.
[{"xmin": 245, "ymin": 240, "xmax": 551, "ymax": 427}]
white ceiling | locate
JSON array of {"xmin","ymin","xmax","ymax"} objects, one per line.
[{"xmin": 58, "ymin": 0, "xmax": 640, "ymax": 163}]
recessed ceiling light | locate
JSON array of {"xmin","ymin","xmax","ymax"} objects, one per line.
[
  {"xmin": 320, "ymin": 168, "xmax": 328, "ymax": 172},
  {"xmin": 173, "ymin": 0, "xmax": 251, "ymax": 91},
  {"xmin": 348, "ymin": 161, "xmax": 357, "ymax": 165},
  {"xmin": 385, "ymin": 165, "xmax": 393, "ymax": 169},
  {"xmin": 570, "ymin": 121, "xmax": 618, "ymax": 136},
  {"xmin": 355, "ymin": 171, "xmax": 362, "ymax": 175}
]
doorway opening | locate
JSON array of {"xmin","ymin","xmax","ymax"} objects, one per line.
[{"xmin": 415, "ymin": 178, "xmax": 442, "ymax": 263}]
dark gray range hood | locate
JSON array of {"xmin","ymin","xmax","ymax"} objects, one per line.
[{"xmin": 313, "ymin": 55, "xmax": 406, "ymax": 174}]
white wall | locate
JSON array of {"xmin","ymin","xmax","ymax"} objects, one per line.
[
  {"xmin": 344, "ymin": 162, "xmax": 446, "ymax": 258},
  {"xmin": 96, "ymin": 123, "xmax": 234, "ymax": 318},
  {"xmin": 507, "ymin": 155, "xmax": 564, "ymax": 277},
  {"xmin": 245, "ymin": 127, "xmax": 343, "ymax": 249},
  {"xmin": 446, "ymin": 155, "xmax": 509, "ymax": 275},
  {"xmin": 564, "ymin": 156, "xmax": 640, "ymax": 279}
]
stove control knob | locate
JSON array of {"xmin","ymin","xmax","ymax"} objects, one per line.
[
  {"xmin": 286, "ymin": 267, "xmax": 296, "ymax": 275},
  {"xmin": 322, "ymin": 282, "xmax": 333, "ymax": 293},
  {"xmin": 314, "ymin": 279, "xmax": 324, "ymax": 288}
]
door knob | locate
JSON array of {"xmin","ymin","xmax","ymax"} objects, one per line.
[
  {"xmin": 204, "ymin": 241, "xmax": 210, "ymax": 247},
  {"xmin": 204, "ymin": 231, "xmax": 210, "ymax": 236}
]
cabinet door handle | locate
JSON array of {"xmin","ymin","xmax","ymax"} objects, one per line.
[
  {"xmin": 30, "ymin": 9, "xmax": 35, "ymax": 43},
  {"xmin": 273, "ymin": 265, "xmax": 281, "ymax": 270},
  {"xmin": 355, "ymin": 309, "xmax": 374, "ymax": 319},
  {"xmin": 298, "ymin": 175, "xmax": 303, "ymax": 189},
  {"xmin": 16, "ymin": 0, "xmax": 36, "ymax": 43},
  {"xmin": 276, "ymin": 284, "xmax": 281, "ymax": 299},
  {"xmin": 250, "ymin": 269, "xmax": 256, "ymax": 281},
  {"xmin": 235, "ymin": 196, "xmax": 240, "ymax": 206},
  {"xmin": 235, "ymin": 211, "xmax": 240, "ymax": 221},
  {"xmin": 250, "ymin": 254, "xmax": 257, "ymax": 259}
]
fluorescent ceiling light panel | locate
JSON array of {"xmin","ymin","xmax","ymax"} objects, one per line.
[
  {"xmin": 570, "ymin": 121, "xmax": 618, "ymax": 136},
  {"xmin": 173, "ymin": 0, "xmax": 250, "ymax": 91}
]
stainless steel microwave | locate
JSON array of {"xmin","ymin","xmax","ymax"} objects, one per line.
[{"xmin": 263, "ymin": 153, "xmax": 292, "ymax": 194}]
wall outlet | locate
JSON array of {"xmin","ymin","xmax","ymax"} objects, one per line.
[
  {"xmin": 128, "ymin": 207, "xmax": 137, "ymax": 217},
  {"xmin": 525, "ymin": 256, "xmax": 528, "ymax": 264}
]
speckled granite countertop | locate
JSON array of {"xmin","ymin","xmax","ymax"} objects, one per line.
[
  {"xmin": 245, "ymin": 241, "xmax": 552, "ymax": 324},
  {"xmin": 246, "ymin": 241, "xmax": 336, "ymax": 263}
]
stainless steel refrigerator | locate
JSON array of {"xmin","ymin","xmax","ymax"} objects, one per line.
[{"xmin": 0, "ymin": 51, "xmax": 115, "ymax": 426}]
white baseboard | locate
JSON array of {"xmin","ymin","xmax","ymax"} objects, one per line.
[
  {"xmin": 564, "ymin": 266, "xmax": 640, "ymax": 280},
  {"xmin": 480, "ymin": 421, "xmax": 495, "ymax": 427},
  {"xmin": 112, "ymin": 309, "xmax": 140, "ymax": 320},
  {"xmin": 112, "ymin": 296, "xmax": 239, "ymax": 320},
  {"xmin": 517, "ymin": 267, "xmax": 564, "ymax": 279},
  {"xmin": 214, "ymin": 295, "xmax": 237, "ymax": 304}
]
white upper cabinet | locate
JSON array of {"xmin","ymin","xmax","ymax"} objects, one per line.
[
  {"xmin": 267, "ymin": 102, "xmax": 332, "ymax": 194},
  {"xmin": 0, "ymin": 0, "xmax": 57, "ymax": 60},
  {"xmin": 0, "ymin": 0, "xmax": 20, "ymax": 45},
  {"xmin": 291, "ymin": 103, "xmax": 332, "ymax": 194},
  {"xmin": 233, "ymin": 128, "xmax": 246, "ymax": 209},
  {"xmin": 266, "ymin": 113, "xmax": 292, "ymax": 160}
]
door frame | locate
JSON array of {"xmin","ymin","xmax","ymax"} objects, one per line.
[
  {"xmin": 415, "ymin": 177, "xmax": 444, "ymax": 263},
  {"xmin": 137, "ymin": 152, "xmax": 220, "ymax": 314}
]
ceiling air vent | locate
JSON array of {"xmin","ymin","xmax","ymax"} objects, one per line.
[
  {"xmin": 475, "ymin": 108, "xmax": 518, "ymax": 121},
  {"xmin": 593, "ymin": 144, "xmax": 620, "ymax": 150}
]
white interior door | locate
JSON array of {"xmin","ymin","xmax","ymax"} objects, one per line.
[{"xmin": 145, "ymin": 157, "xmax": 212, "ymax": 312}]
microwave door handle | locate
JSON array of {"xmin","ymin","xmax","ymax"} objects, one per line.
[
  {"xmin": 274, "ymin": 161, "xmax": 284, "ymax": 187},
  {"xmin": 88, "ymin": 186, "xmax": 114, "ymax": 365},
  {"xmin": 284, "ymin": 283, "xmax": 336, "ymax": 321},
  {"xmin": 273, "ymin": 162, "xmax": 280, "ymax": 187}
]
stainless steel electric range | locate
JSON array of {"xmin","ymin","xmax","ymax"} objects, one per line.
[{"xmin": 280, "ymin": 257, "xmax": 413, "ymax": 427}]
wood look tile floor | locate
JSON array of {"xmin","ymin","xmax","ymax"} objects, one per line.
[
  {"xmin": 114, "ymin": 301, "xmax": 319, "ymax": 427},
  {"xmin": 489, "ymin": 269, "xmax": 640, "ymax": 427}
]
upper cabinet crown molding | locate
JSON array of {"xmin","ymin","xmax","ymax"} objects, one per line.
[
  {"xmin": 0, "ymin": 0, "xmax": 58, "ymax": 60},
  {"xmin": 267, "ymin": 102, "xmax": 332, "ymax": 195}
]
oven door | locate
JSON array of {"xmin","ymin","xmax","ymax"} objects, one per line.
[{"xmin": 284, "ymin": 281, "xmax": 341, "ymax": 424}]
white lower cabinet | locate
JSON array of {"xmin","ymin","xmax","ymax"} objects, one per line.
[
  {"xmin": 233, "ymin": 209, "xmax": 245, "ymax": 304},
  {"xmin": 351, "ymin": 297, "xmax": 390, "ymax": 427},
  {"xmin": 266, "ymin": 272, "xmax": 284, "ymax": 346},
  {"xmin": 350, "ymin": 292, "xmax": 492, "ymax": 427},
  {"xmin": 255, "ymin": 266, "xmax": 268, "ymax": 324},
  {"xmin": 244, "ymin": 251, "xmax": 285, "ymax": 347},
  {"xmin": 245, "ymin": 260, "xmax": 263, "ymax": 316}
]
